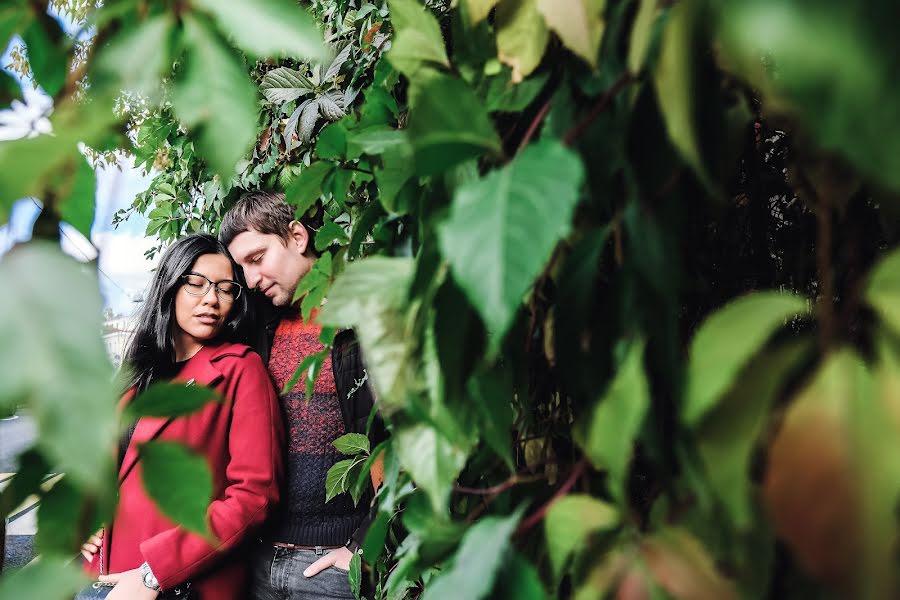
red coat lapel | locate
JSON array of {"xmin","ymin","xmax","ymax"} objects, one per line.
[{"xmin": 118, "ymin": 345, "xmax": 227, "ymax": 483}]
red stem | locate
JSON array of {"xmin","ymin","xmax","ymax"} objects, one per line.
[
  {"xmin": 563, "ymin": 73, "xmax": 633, "ymax": 147},
  {"xmin": 516, "ymin": 458, "xmax": 588, "ymax": 535}
]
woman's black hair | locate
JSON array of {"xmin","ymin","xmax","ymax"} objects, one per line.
[{"xmin": 122, "ymin": 234, "xmax": 249, "ymax": 392}]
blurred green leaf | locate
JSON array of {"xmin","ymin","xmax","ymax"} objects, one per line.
[
  {"xmin": 0, "ymin": 243, "xmax": 118, "ymax": 489},
  {"xmin": 36, "ymin": 476, "xmax": 83, "ymax": 555},
  {"xmin": 348, "ymin": 127, "xmax": 408, "ymax": 156},
  {"xmin": 171, "ymin": 14, "xmax": 259, "ymax": 178},
  {"xmin": 285, "ymin": 161, "xmax": 334, "ymax": 216},
  {"xmin": 333, "ymin": 432, "xmax": 371, "ymax": 455},
  {"xmin": 125, "ymin": 382, "xmax": 220, "ymax": 419},
  {"xmin": 438, "ymin": 139, "xmax": 584, "ymax": 354},
  {"xmin": 387, "ymin": 0, "xmax": 449, "ymax": 76},
  {"xmin": 546, "ymin": 494, "xmax": 618, "ymax": 579},
  {"xmin": 93, "ymin": 14, "xmax": 175, "ymax": 99},
  {"xmin": 57, "ymin": 153, "xmax": 96, "ymax": 239},
  {"xmin": 495, "ymin": 553, "xmax": 548, "ymax": 600},
  {"xmin": 580, "ymin": 340, "xmax": 650, "ymax": 500},
  {"xmin": 696, "ymin": 338, "xmax": 813, "ymax": 530},
  {"xmin": 468, "ymin": 371, "xmax": 514, "ymax": 470},
  {"xmin": 194, "ymin": 0, "xmax": 326, "ymax": 60},
  {"xmin": 486, "ymin": 70, "xmax": 550, "ymax": 113},
  {"xmin": 466, "ymin": 0, "xmax": 500, "ymax": 25},
  {"xmin": 0, "ymin": 556, "xmax": 87, "ymax": 600},
  {"xmin": 420, "ymin": 507, "xmax": 525, "ymax": 600},
  {"xmin": 22, "ymin": 13, "xmax": 68, "ymax": 97},
  {"xmin": 139, "ymin": 440, "xmax": 213, "ymax": 537},
  {"xmin": 640, "ymin": 528, "xmax": 739, "ymax": 600},
  {"xmin": 536, "ymin": 0, "xmax": 604, "ymax": 68},
  {"xmin": 0, "ymin": 448, "xmax": 49, "ymax": 517},
  {"xmin": 349, "ymin": 549, "xmax": 362, "ymax": 599},
  {"xmin": 865, "ymin": 247, "xmax": 900, "ymax": 338},
  {"xmin": 408, "ymin": 72, "xmax": 502, "ymax": 175},
  {"xmin": 362, "ymin": 508, "xmax": 392, "ymax": 562},
  {"xmin": 683, "ymin": 292, "xmax": 808, "ymax": 426},
  {"xmin": 0, "ymin": 68, "xmax": 22, "ymax": 107},
  {"xmin": 496, "ymin": 0, "xmax": 549, "ymax": 83},
  {"xmin": 374, "ymin": 141, "xmax": 414, "ymax": 214},
  {"xmin": 394, "ymin": 423, "xmax": 469, "ymax": 513},
  {"xmin": 315, "ymin": 220, "xmax": 350, "ymax": 251},
  {"xmin": 318, "ymin": 257, "xmax": 415, "ymax": 415},
  {"xmin": 316, "ymin": 121, "xmax": 348, "ymax": 159},
  {"xmin": 628, "ymin": 0, "xmax": 660, "ymax": 73}
]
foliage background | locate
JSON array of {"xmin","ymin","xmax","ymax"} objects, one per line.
[{"xmin": 3, "ymin": 0, "xmax": 900, "ymax": 598}]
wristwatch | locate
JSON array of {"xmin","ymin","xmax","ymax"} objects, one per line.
[{"xmin": 140, "ymin": 561, "xmax": 161, "ymax": 592}]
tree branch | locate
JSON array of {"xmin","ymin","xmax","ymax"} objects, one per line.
[
  {"xmin": 516, "ymin": 457, "xmax": 588, "ymax": 535},
  {"xmin": 563, "ymin": 73, "xmax": 634, "ymax": 147}
]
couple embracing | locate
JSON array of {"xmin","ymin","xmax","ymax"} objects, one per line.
[{"xmin": 82, "ymin": 191, "xmax": 382, "ymax": 600}]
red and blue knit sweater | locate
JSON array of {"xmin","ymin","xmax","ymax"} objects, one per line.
[{"xmin": 267, "ymin": 310, "xmax": 368, "ymax": 546}]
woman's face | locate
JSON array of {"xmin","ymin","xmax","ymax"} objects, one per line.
[{"xmin": 172, "ymin": 253, "xmax": 237, "ymax": 360}]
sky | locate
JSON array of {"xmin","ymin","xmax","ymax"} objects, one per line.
[{"xmin": 0, "ymin": 10, "xmax": 159, "ymax": 317}]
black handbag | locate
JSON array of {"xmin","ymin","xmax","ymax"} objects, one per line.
[{"xmin": 75, "ymin": 536, "xmax": 197, "ymax": 600}]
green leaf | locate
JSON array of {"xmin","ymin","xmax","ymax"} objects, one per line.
[
  {"xmin": 496, "ymin": 0, "xmax": 550, "ymax": 83},
  {"xmin": 22, "ymin": 13, "xmax": 68, "ymax": 97},
  {"xmin": 498, "ymin": 554, "xmax": 547, "ymax": 599},
  {"xmin": 325, "ymin": 455, "xmax": 367, "ymax": 503},
  {"xmin": 375, "ymin": 141, "xmax": 415, "ymax": 214},
  {"xmin": 348, "ymin": 127, "xmax": 409, "ymax": 156},
  {"xmin": 652, "ymin": 0, "xmax": 710, "ymax": 188},
  {"xmin": 36, "ymin": 476, "xmax": 88, "ymax": 555},
  {"xmin": 349, "ymin": 549, "xmax": 362, "ymax": 599},
  {"xmin": 466, "ymin": 0, "xmax": 501, "ymax": 24},
  {"xmin": 333, "ymin": 432, "xmax": 371, "ymax": 455},
  {"xmin": 581, "ymin": 340, "xmax": 650, "ymax": 501},
  {"xmin": 0, "ymin": 244, "xmax": 118, "ymax": 489},
  {"xmin": 468, "ymin": 371, "xmax": 514, "ymax": 470},
  {"xmin": 683, "ymin": 292, "xmax": 808, "ymax": 426},
  {"xmin": 408, "ymin": 73, "xmax": 502, "ymax": 174},
  {"xmin": 386, "ymin": 0, "xmax": 449, "ymax": 77},
  {"xmin": 535, "ymin": 0, "xmax": 605, "ymax": 68},
  {"xmin": 125, "ymin": 382, "xmax": 221, "ymax": 419},
  {"xmin": 171, "ymin": 15, "xmax": 259, "ymax": 178},
  {"xmin": 139, "ymin": 440, "xmax": 213, "ymax": 537},
  {"xmin": 260, "ymin": 67, "xmax": 314, "ymax": 104},
  {"xmin": 194, "ymin": 0, "xmax": 325, "ymax": 60},
  {"xmin": 394, "ymin": 423, "xmax": 469, "ymax": 513},
  {"xmin": 362, "ymin": 509, "xmax": 392, "ymax": 562},
  {"xmin": 0, "ymin": 66, "xmax": 22, "ymax": 107},
  {"xmin": 628, "ymin": 0, "xmax": 660, "ymax": 73},
  {"xmin": 865, "ymin": 247, "xmax": 900, "ymax": 339},
  {"xmin": 546, "ymin": 495, "xmax": 619, "ymax": 579},
  {"xmin": 285, "ymin": 161, "xmax": 334, "ymax": 216},
  {"xmin": 57, "ymin": 153, "xmax": 96, "ymax": 239},
  {"xmin": 318, "ymin": 257, "xmax": 415, "ymax": 415},
  {"xmin": 0, "ymin": 448, "xmax": 49, "ymax": 517},
  {"xmin": 93, "ymin": 14, "xmax": 175, "ymax": 100},
  {"xmin": 696, "ymin": 338, "xmax": 813, "ymax": 530},
  {"xmin": 438, "ymin": 139, "xmax": 584, "ymax": 353},
  {"xmin": 0, "ymin": 556, "xmax": 87, "ymax": 600},
  {"xmin": 316, "ymin": 121, "xmax": 348, "ymax": 159},
  {"xmin": 315, "ymin": 220, "xmax": 350, "ymax": 251},
  {"xmin": 421, "ymin": 507, "xmax": 525, "ymax": 600},
  {"xmin": 486, "ymin": 70, "xmax": 550, "ymax": 113}
]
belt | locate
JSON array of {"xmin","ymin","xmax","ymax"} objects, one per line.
[{"xmin": 273, "ymin": 542, "xmax": 342, "ymax": 554}]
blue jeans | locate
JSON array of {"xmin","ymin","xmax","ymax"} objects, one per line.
[{"xmin": 250, "ymin": 545, "xmax": 354, "ymax": 600}]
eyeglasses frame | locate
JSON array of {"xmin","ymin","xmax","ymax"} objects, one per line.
[{"xmin": 180, "ymin": 272, "xmax": 243, "ymax": 302}]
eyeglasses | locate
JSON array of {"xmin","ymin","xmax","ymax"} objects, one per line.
[{"xmin": 180, "ymin": 273, "xmax": 243, "ymax": 302}]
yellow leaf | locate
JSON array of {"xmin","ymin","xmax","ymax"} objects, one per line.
[
  {"xmin": 536, "ymin": 0, "xmax": 605, "ymax": 68},
  {"xmin": 496, "ymin": 0, "xmax": 549, "ymax": 83}
]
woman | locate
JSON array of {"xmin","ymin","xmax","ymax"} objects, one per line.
[{"xmin": 82, "ymin": 234, "xmax": 283, "ymax": 599}]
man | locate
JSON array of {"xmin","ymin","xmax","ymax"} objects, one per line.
[{"xmin": 220, "ymin": 190, "xmax": 383, "ymax": 600}]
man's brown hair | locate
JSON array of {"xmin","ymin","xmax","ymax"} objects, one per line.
[{"xmin": 219, "ymin": 190, "xmax": 295, "ymax": 248}]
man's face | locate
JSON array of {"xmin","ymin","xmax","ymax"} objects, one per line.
[{"xmin": 227, "ymin": 227, "xmax": 313, "ymax": 307}]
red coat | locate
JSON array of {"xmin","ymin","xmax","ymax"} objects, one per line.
[{"xmin": 86, "ymin": 342, "xmax": 283, "ymax": 599}]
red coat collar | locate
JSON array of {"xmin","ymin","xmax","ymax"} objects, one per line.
[{"xmin": 118, "ymin": 342, "xmax": 249, "ymax": 483}]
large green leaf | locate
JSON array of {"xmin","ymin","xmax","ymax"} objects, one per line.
[
  {"xmin": 194, "ymin": 0, "xmax": 325, "ymax": 60},
  {"xmin": 325, "ymin": 455, "xmax": 367, "ymax": 503},
  {"xmin": 171, "ymin": 15, "xmax": 259, "ymax": 178},
  {"xmin": 386, "ymin": 0, "xmax": 449, "ymax": 77},
  {"xmin": 696, "ymin": 338, "xmax": 813, "ymax": 530},
  {"xmin": 545, "ymin": 494, "xmax": 619, "ymax": 579},
  {"xmin": 93, "ymin": 14, "xmax": 175, "ymax": 100},
  {"xmin": 865, "ymin": 247, "xmax": 900, "ymax": 338},
  {"xmin": 683, "ymin": 292, "xmax": 808, "ymax": 426},
  {"xmin": 394, "ymin": 423, "xmax": 469, "ymax": 513},
  {"xmin": 580, "ymin": 340, "xmax": 650, "ymax": 501},
  {"xmin": 317, "ymin": 257, "xmax": 415, "ymax": 415},
  {"xmin": 125, "ymin": 382, "xmax": 221, "ymax": 419},
  {"xmin": 0, "ymin": 556, "xmax": 87, "ymax": 600},
  {"xmin": 496, "ymin": 0, "xmax": 550, "ymax": 83},
  {"xmin": 438, "ymin": 139, "xmax": 584, "ymax": 353},
  {"xmin": 259, "ymin": 67, "xmax": 314, "ymax": 104},
  {"xmin": 139, "ymin": 440, "xmax": 213, "ymax": 537},
  {"xmin": 420, "ymin": 507, "xmax": 525, "ymax": 600},
  {"xmin": 285, "ymin": 161, "xmax": 334, "ymax": 216},
  {"xmin": 333, "ymin": 432, "xmax": 371, "ymax": 456},
  {"xmin": 535, "ymin": 0, "xmax": 605, "ymax": 68},
  {"xmin": 22, "ymin": 13, "xmax": 68, "ymax": 97},
  {"xmin": 408, "ymin": 72, "xmax": 502, "ymax": 175},
  {"xmin": 466, "ymin": 0, "xmax": 501, "ymax": 24},
  {"xmin": 495, "ymin": 553, "xmax": 548, "ymax": 600},
  {"xmin": 57, "ymin": 153, "xmax": 96, "ymax": 239},
  {"xmin": 0, "ymin": 244, "xmax": 118, "ymax": 489}
]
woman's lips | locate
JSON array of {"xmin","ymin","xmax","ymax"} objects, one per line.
[{"xmin": 196, "ymin": 314, "xmax": 219, "ymax": 325}]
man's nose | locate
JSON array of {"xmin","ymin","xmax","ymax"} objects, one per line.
[{"xmin": 245, "ymin": 268, "xmax": 262, "ymax": 289}]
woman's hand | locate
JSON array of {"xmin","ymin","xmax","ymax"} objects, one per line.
[
  {"xmin": 99, "ymin": 569, "xmax": 160, "ymax": 600},
  {"xmin": 80, "ymin": 528, "xmax": 104, "ymax": 562},
  {"xmin": 303, "ymin": 546, "xmax": 353, "ymax": 577}
]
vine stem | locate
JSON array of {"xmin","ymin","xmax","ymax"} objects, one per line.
[
  {"xmin": 455, "ymin": 474, "xmax": 545, "ymax": 496},
  {"xmin": 563, "ymin": 73, "xmax": 634, "ymax": 147},
  {"xmin": 516, "ymin": 98, "xmax": 553, "ymax": 155},
  {"xmin": 516, "ymin": 457, "xmax": 588, "ymax": 535}
]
